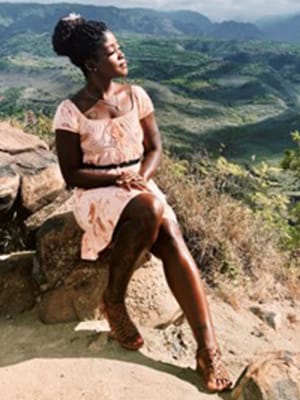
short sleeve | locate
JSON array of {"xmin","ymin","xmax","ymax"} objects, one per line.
[
  {"xmin": 132, "ymin": 85, "xmax": 154, "ymax": 120},
  {"xmin": 52, "ymin": 100, "xmax": 80, "ymax": 133}
]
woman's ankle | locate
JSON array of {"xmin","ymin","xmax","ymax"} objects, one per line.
[{"xmin": 103, "ymin": 288, "xmax": 124, "ymax": 305}]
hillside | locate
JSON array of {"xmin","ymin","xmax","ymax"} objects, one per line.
[
  {"xmin": 1, "ymin": 4, "xmax": 300, "ymax": 163},
  {"xmin": 208, "ymin": 21, "xmax": 264, "ymax": 41},
  {"xmin": 0, "ymin": 2, "xmax": 263, "ymax": 40},
  {"xmin": 5, "ymin": 3, "xmax": 300, "ymax": 44},
  {"xmin": 258, "ymin": 14, "xmax": 300, "ymax": 43},
  {"xmin": 1, "ymin": 30, "xmax": 300, "ymax": 163}
]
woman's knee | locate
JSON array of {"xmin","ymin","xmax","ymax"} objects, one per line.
[
  {"xmin": 159, "ymin": 219, "xmax": 183, "ymax": 247},
  {"xmin": 136, "ymin": 193, "xmax": 164, "ymax": 226},
  {"xmin": 151, "ymin": 218, "xmax": 184, "ymax": 259},
  {"xmin": 123, "ymin": 192, "xmax": 164, "ymax": 229}
]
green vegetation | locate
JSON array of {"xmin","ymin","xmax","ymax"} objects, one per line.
[
  {"xmin": 0, "ymin": 87, "xmax": 24, "ymax": 117},
  {"xmin": 157, "ymin": 155, "xmax": 289, "ymax": 287},
  {"xmin": 282, "ymin": 131, "xmax": 300, "ymax": 177},
  {"xmin": 1, "ymin": 33, "xmax": 300, "ymax": 163}
]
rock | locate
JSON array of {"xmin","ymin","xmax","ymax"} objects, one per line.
[
  {"xmin": 20, "ymin": 160, "xmax": 65, "ymax": 213},
  {"xmin": 250, "ymin": 326, "xmax": 264, "ymax": 338},
  {"xmin": 249, "ymin": 306, "xmax": 282, "ymax": 331},
  {"xmin": 0, "ymin": 121, "xmax": 65, "ymax": 216},
  {"xmin": 0, "ymin": 121, "xmax": 47, "ymax": 153},
  {"xmin": 35, "ymin": 211, "xmax": 83, "ymax": 288},
  {"xmin": 37, "ymin": 264, "xmax": 108, "ymax": 323},
  {"xmin": 232, "ymin": 351, "xmax": 300, "ymax": 400},
  {"xmin": 126, "ymin": 258, "xmax": 183, "ymax": 328},
  {"xmin": 25, "ymin": 190, "xmax": 72, "ymax": 231},
  {"xmin": 0, "ymin": 153, "xmax": 20, "ymax": 213},
  {"xmin": 0, "ymin": 251, "xmax": 36, "ymax": 316},
  {"xmin": 36, "ymin": 210, "xmax": 181, "ymax": 327}
]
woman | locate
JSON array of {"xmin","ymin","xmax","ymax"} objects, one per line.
[{"xmin": 52, "ymin": 13, "xmax": 231, "ymax": 393}]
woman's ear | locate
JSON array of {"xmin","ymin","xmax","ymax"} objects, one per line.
[{"xmin": 85, "ymin": 62, "xmax": 98, "ymax": 72}]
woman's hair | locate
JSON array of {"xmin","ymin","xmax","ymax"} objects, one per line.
[{"xmin": 52, "ymin": 14, "xmax": 108, "ymax": 72}]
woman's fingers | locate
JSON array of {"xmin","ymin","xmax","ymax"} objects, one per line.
[{"xmin": 116, "ymin": 171, "xmax": 148, "ymax": 191}]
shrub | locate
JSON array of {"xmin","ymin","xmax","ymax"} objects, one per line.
[{"xmin": 156, "ymin": 154, "xmax": 285, "ymax": 287}]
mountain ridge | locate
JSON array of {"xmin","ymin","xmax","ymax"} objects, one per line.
[{"xmin": 0, "ymin": 2, "xmax": 265, "ymax": 40}]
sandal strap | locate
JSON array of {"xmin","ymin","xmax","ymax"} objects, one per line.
[
  {"xmin": 106, "ymin": 302, "xmax": 139, "ymax": 337},
  {"xmin": 103, "ymin": 296, "xmax": 143, "ymax": 349},
  {"xmin": 196, "ymin": 346, "xmax": 231, "ymax": 388}
]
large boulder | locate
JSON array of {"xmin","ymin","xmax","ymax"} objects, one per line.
[
  {"xmin": 36, "ymin": 209, "xmax": 181, "ymax": 327},
  {"xmin": 232, "ymin": 351, "xmax": 300, "ymax": 400},
  {"xmin": 0, "ymin": 121, "xmax": 64, "ymax": 216},
  {"xmin": 0, "ymin": 152, "xmax": 20, "ymax": 214},
  {"xmin": 0, "ymin": 251, "xmax": 36, "ymax": 316},
  {"xmin": 0, "ymin": 121, "xmax": 47, "ymax": 153}
]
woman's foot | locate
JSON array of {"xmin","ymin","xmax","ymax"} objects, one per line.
[
  {"xmin": 102, "ymin": 292, "xmax": 144, "ymax": 351},
  {"xmin": 196, "ymin": 347, "xmax": 232, "ymax": 393}
]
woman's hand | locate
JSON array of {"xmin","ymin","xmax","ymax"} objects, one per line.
[{"xmin": 116, "ymin": 171, "xmax": 149, "ymax": 191}]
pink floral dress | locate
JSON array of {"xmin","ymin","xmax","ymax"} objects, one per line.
[{"xmin": 53, "ymin": 84, "xmax": 176, "ymax": 260}]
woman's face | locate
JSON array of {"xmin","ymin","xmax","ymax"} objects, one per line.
[{"xmin": 91, "ymin": 31, "xmax": 128, "ymax": 78}]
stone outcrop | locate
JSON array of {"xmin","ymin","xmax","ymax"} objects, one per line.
[
  {"xmin": 35, "ymin": 210, "xmax": 182, "ymax": 327},
  {"xmin": 0, "ymin": 251, "xmax": 36, "ymax": 316},
  {"xmin": 0, "ymin": 151, "xmax": 20, "ymax": 214},
  {"xmin": 232, "ymin": 351, "xmax": 300, "ymax": 400},
  {"xmin": 249, "ymin": 305, "xmax": 282, "ymax": 331},
  {"xmin": 0, "ymin": 121, "xmax": 64, "ymax": 216},
  {"xmin": 0, "ymin": 121, "xmax": 47, "ymax": 154}
]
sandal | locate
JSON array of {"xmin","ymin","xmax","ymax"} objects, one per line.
[
  {"xmin": 102, "ymin": 294, "xmax": 144, "ymax": 351},
  {"xmin": 196, "ymin": 346, "xmax": 232, "ymax": 393}
]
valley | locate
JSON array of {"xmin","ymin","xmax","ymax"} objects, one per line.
[{"xmin": 1, "ymin": 32, "xmax": 300, "ymax": 163}]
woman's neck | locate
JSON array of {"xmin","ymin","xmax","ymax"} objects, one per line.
[{"xmin": 85, "ymin": 78, "xmax": 117, "ymax": 100}]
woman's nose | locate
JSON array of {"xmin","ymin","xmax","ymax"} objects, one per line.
[{"xmin": 118, "ymin": 49, "xmax": 125, "ymax": 59}]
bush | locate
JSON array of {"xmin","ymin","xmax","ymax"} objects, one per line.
[
  {"xmin": 156, "ymin": 154, "xmax": 285, "ymax": 286},
  {"xmin": 281, "ymin": 130, "xmax": 300, "ymax": 177}
]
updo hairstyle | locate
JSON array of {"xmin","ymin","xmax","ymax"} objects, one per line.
[{"xmin": 52, "ymin": 14, "xmax": 108, "ymax": 73}]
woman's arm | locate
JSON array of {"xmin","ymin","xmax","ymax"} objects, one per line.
[
  {"xmin": 55, "ymin": 129, "xmax": 120, "ymax": 189},
  {"xmin": 139, "ymin": 112, "xmax": 162, "ymax": 181}
]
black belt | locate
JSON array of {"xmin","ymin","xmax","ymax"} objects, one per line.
[{"xmin": 82, "ymin": 157, "xmax": 141, "ymax": 170}]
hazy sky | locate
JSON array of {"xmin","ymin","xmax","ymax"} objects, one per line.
[{"xmin": 2, "ymin": 0, "xmax": 300, "ymax": 21}]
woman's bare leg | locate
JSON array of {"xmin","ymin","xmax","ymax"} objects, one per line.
[
  {"xmin": 105, "ymin": 192, "xmax": 164, "ymax": 304},
  {"xmin": 151, "ymin": 218, "xmax": 231, "ymax": 391},
  {"xmin": 102, "ymin": 193, "xmax": 164, "ymax": 350}
]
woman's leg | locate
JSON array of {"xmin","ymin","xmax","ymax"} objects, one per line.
[
  {"xmin": 151, "ymin": 218, "xmax": 231, "ymax": 392},
  {"xmin": 105, "ymin": 192, "xmax": 164, "ymax": 304},
  {"xmin": 103, "ymin": 192, "xmax": 164, "ymax": 350}
]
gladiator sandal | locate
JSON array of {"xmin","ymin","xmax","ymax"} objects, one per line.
[
  {"xmin": 196, "ymin": 346, "xmax": 232, "ymax": 393},
  {"xmin": 103, "ymin": 295, "xmax": 144, "ymax": 351}
]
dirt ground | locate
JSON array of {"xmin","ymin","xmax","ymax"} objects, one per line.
[{"xmin": 0, "ymin": 292, "xmax": 299, "ymax": 400}]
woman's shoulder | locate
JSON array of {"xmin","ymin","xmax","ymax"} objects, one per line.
[
  {"xmin": 55, "ymin": 97, "xmax": 80, "ymax": 113},
  {"xmin": 130, "ymin": 84, "xmax": 154, "ymax": 119},
  {"xmin": 130, "ymin": 83, "xmax": 149, "ymax": 97},
  {"xmin": 53, "ymin": 98, "xmax": 81, "ymax": 133}
]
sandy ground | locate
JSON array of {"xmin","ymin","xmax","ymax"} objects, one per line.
[{"xmin": 0, "ymin": 293, "xmax": 299, "ymax": 400}]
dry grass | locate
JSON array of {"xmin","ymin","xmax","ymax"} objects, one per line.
[{"xmin": 156, "ymin": 155, "xmax": 285, "ymax": 292}]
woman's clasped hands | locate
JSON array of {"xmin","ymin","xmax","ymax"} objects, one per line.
[{"xmin": 116, "ymin": 170, "xmax": 149, "ymax": 191}]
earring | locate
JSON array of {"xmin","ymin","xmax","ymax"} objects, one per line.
[{"xmin": 87, "ymin": 66, "xmax": 97, "ymax": 72}]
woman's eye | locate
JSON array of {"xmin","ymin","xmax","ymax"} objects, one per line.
[{"xmin": 107, "ymin": 45, "xmax": 122, "ymax": 57}]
